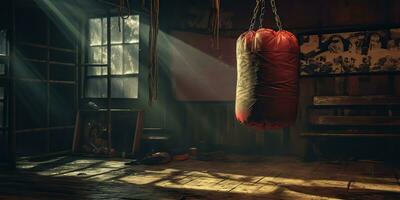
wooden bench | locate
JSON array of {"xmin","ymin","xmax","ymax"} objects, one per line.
[
  {"xmin": 313, "ymin": 95, "xmax": 400, "ymax": 106},
  {"xmin": 302, "ymin": 95, "xmax": 400, "ymax": 160},
  {"xmin": 308, "ymin": 115, "xmax": 400, "ymax": 126},
  {"xmin": 301, "ymin": 133, "xmax": 400, "ymax": 137}
]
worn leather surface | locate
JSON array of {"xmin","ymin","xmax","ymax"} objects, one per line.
[{"xmin": 235, "ymin": 28, "xmax": 299, "ymax": 130}]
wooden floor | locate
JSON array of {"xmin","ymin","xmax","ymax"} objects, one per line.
[{"xmin": 1, "ymin": 155, "xmax": 400, "ymax": 200}]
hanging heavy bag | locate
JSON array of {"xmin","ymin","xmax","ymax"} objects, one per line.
[{"xmin": 235, "ymin": 0, "xmax": 299, "ymax": 129}]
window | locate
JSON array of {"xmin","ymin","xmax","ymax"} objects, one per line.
[
  {"xmin": 0, "ymin": 30, "xmax": 7, "ymax": 75},
  {"xmin": 86, "ymin": 15, "xmax": 139, "ymax": 98},
  {"xmin": 0, "ymin": 29, "xmax": 8, "ymax": 131}
]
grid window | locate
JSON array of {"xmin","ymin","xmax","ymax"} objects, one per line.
[
  {"xmin": 0, "ymin": 29, "xmax": 7, "ymax": 128},
  {"xmin": 0, "ymin": 30, "xmax": 7, "ymax": 75},
  {"xmin": 0, "ymin": 30, "xmax": 7, "ymax": 56},
  {"xmin": 86, "ymin": 15, "xmax": 139, "ymax": 98}
]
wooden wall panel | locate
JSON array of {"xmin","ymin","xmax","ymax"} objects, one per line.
[
  {"xmin": 167, "ymin": 0, "xmax": 400, "ymax": 156},
  {"xmin": 347, "ymin": 75, "xmax": 392, "ymax": 96},
  {"xmin": 12, "ymin": 2, "xmax": 78, "ymax": 157},
  {"xmin": 166, "ymin": 0, "xmax": 400, "ymax": 34},
  {"xmin": 180, "ymin": 102, "xmax": 284, "ymax": 154},
  {"xmin": 395, "ymin": 75, "xmax": 400, "ymax": 96},
  {"xmin": 290, "ymin": 79, "xmax": 315, "ymax": 156},
  {"xmin": 320, "ymin": 0, "xmax": 390, "ymax": 27}
]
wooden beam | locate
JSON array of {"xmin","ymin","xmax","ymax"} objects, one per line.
[
  {"xmin": 106, "ymin": 15, "xmax": 112, "ymax": 154},
  {"xmin": 313, "ymin": 95, "xmax": 400, "ymax": 106},
  {"xmin": 8, "ymin": 0, "xmax": 17, "ymax": 169},
  {"xmin": 15, "ymin": 126, "xmax": 75, "ymax": 134},
  {"xmin": 17, "ymin": 150, "xmax": 71, "ymax": 161},
  {"xmin": 132, "ymin": 111, "xmax": 144, "ymax": 156},
  {"xmin": 309, "ymin": 115, "xmax": 400, "ymax": 126},
  {"xmin": 301, "ymin": 133, "xmax": 400, "ymax": 137},
  {"xmin": 72, "ymin": 111, "xmax": 80, "ymax": 153},
  {"xmin": 18, "ymin": 42, "xmax": 76, "ymax": 53},
  {"xmin": 21, "ymin": 58, "xmax": 76, "ymax": 67},
  {"xmin": 83, "ymin": 63, "xmax": 109, "ymax": 67},
  {"xmin": 80, "ymin": 109, "xmax": 139, "ymax": 112}
]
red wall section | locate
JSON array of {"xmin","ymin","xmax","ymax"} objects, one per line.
[{"xmin": 165, "ymin": 31, "xmax": 237, "ymax": 101}]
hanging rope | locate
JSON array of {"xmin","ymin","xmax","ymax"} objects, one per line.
[
  {"xmin": 209, "ymin": 0, "xmax": 220, "ymax": 49},
  {"xmin": 119, "ymin": 0, "xmax": 131, "ymax": 19},
  {"xmin": 249, "ymin": 0, "xmax": 283, "ymax": 31},
  {"xmin": 258, "ymin": 0, "xmax": 266, "ymax": 29},
  {"xmin": 118, "ymin": 0, "xmax": 131, "ymax": 32},
  {"xmin": 148, "ymin": 0, "xmax": 159, "ymax": 104},
  {"xmin": 270, "ymin": 0, "xmax": 282, "ymax": 30},
  {"xmin": 141, "ymin": 0, "xmax": 150, "ymax": 12},
  {"xmin": 248, "ymin": 0, "xmax": 261, "ymax": 31}
]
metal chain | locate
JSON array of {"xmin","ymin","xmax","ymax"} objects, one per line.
[
  {"xmin": 270, "ymin": 0, "xmax": 282, "ymax": 30},
  {"xmin": 249, "ymin": 0, "xmax": 261, "ymax": 31},
  {"xmin": 258, "ymin": 0, "xmax": 266, "ymax": 29}
]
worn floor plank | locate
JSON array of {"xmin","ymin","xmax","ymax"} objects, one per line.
[{"xmin": 0, "ymin": 156, "xmax": 399, "ymax": 199}]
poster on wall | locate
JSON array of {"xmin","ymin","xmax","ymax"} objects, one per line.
[{"xmin": 299, "ymin": 27, "xmax": 400, "ymax": 76}]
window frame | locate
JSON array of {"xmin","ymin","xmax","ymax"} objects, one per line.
[
  {"xmin": 0, "ymin": 29, "xmax": 9, "ymax": 130},
  {"xmin": 83, "ymin": 14, "xmax": 140, "ymax": 100}
]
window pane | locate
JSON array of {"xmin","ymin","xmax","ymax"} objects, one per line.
[
  {"xmin": 102, "ymin": 18, "xmax": 107, "ymax": 45},
  {"xmin": 111, "ymin": 77, "xmax": 138, "ymax": 98},
  {"xmin": 0, "ymin": 87, "xmax": 3, "ymax": 99},
  {"xmin": 86, "ymin": 16, "xmax": 140, "ymax": 99},
  {"xmin": 111, "ymin": 45, "xmax": 123, "ymax": 75},
  {"xmin": 89, "ymin": 47, "xmax": 101, "ymax": 63},
  {"xmin": 0, "ymin": 30, "xmax": 6, "ymax": 56},
  {"xmin": 111, "ymin": 77, "xmax": 124, "ymax": 98},
  {"xmin": 0, "ymin": 87, "xmax": 4, "ymax": 127},
  {"xmin": 0, "ymin": 64, "xmax": 5, "ymax": 75},
  {"xmin": 0, "ymin": 101, "xmax": 3, "ymax": 127},
  {"xmin": 89, "ymin": 46, "xmax": 107, "ymax": 64},
  {"xmin": 89, "ymin": 18, "xmax": 102, "ymax": 46},
  {"xmin": 86, "ymin": 78, "xmax": 107, "ymax": 98},
  {"xmin": 0, "ymin": 30, "xmax": 7, "ymax": 55},
  {"xmin": 110, "ymin": 17, "xmax": 122, "ymax": 44},
  {"xmin": 124, "ymin": 15, "xmax": 139, "ymax": 43},
  {"xmin": 125, "ymin": 77, "xmax": 138, "ymax": 98},
  {"xmin": 87, "ymin": 67, "xmax": 107, "ymax": 76},
  {"xmin": 123, "ymin": 44, "xmax": 139, "ymax": 74}
]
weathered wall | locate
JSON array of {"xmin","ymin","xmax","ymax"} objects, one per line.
[
  {"xmin": 0, "ymin": 0, "xmax": 11, "ymax": 165},
  {"xmin": 160, "ymin": 0, "xmax": 400, "ymax": 156},
  {"xmin": 164, "ymin": 0, "xmax": 399, "ymax": 32}
]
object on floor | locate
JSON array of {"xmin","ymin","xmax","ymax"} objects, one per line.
[
  {"xmin": 125, "ymin": 152, "xmax": 171, "ymax": 165},
  {"xmin": 173, "ymin": 153, "xmax": 189, "ymax": 161}
]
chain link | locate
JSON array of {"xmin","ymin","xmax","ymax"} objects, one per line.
[
  {"xmin": 258, "ymin": 0, "xmax": 266, "ymax": 29},
  {"xmin": 270, "ymin": 0, "xmax": 282, "ymax": 30},
  {"xmin": 249, "ymin": 0, "xmax": 261, "ymax": 31},
  {"xmin": 249, "ymin": 0, "xmax": 283, "ymax": 31}
]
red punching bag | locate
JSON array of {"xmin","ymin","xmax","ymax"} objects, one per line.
[{"xmin": 235, "ymin": 0, "xmax": 299, "ymax": 130}]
